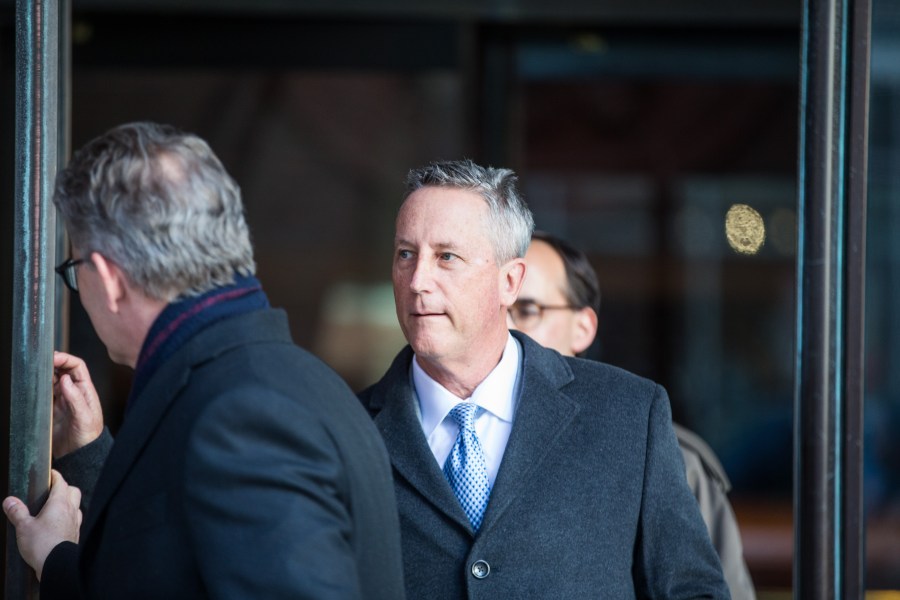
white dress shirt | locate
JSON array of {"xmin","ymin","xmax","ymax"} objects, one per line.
[{"xmin": 413, "ymin": 334, "xmax": 521, "ymax": 487}]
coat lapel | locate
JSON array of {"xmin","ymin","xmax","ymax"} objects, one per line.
[
  {"xmin": 479, "ymin": 333, "xmax": 580, "ymax": 534},
  {"xmin": 369, "ymin": 336, "xmax": 583, "ymax": 536},
  {"xmin": 370, "ymin": 348, "xmax": 472, "ymax": 532}
]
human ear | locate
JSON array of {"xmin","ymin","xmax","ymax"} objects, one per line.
[
  {"xmin": 571, "ymin": 307, "xmax": 599, "ymax": 355},
  {"xmin": 499, "ymin": 258, "xmax": 527, "ymax": 306},
  {"xmin": 89, "ymin": 252, "xmax": 127, "ymax": 313}
]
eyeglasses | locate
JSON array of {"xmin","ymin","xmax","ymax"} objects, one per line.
[
  {"xmin": 507, "ymin": 299, "xmax": 577, "ymax": 330},
  {"xmin": 54, "ymin": 257, "xmax": 85, "ymax": 293}
]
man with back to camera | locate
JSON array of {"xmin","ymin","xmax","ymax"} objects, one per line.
[
  {"xmin": 2, "ymin": 122, "xmax": 405, "ymax": 599},
  {"xmin": 509, "ymin": 229, "xmax": 756, "ymax": 600},
  {"xmin": 358, "ymin": 159, "xmax": 730, "ymax": 598}
]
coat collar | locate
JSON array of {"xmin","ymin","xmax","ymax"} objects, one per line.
[
  {"xmin": 81, "ymin": 309, "xmax": 292, "ymax": 542},
  {"xmin": 368, "ymin": 331, "xmax": 581, "ymax": 536}
]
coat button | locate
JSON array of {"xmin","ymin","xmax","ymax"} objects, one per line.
[{"xmin": 471, "ymin": 560, "xmax": 490, "ymax": 579}]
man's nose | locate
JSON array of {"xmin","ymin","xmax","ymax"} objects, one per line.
[{"xmin": 408, "ymin": 258, "xmax": 434, "ymax": 293}]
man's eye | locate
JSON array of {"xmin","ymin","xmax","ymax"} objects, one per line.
[
  {"xmin": 439, "ymin": 252, "xmax": 457, "ymax": 261},
  {"xmin": 397, "ymin": 249, "xmax": 413, "ymax": 260},
  {"xmin": 516, "ymin": 302, "xmax": 541, "ymax": 316}
]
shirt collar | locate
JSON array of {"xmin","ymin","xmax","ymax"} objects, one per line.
[{"xmin": 415, "ymin": 333, "xmax": 521, "ymax": 437}]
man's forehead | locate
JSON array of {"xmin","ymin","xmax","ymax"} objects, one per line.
[
  {"xmin": 523, "ymin": 244, "xmax": 569, "ymax": 296},
  {"xmin": 526, "ymin": 242, "xmax": 564, "ymax": 273},
  {"xmin": 394, "ymin": 236, "xmax": 463, "ymax": 250},
  {"xmin": 399, "ymin": 186, "xmax": 489, "ymax": 219},
  {"xmin": 394, "ymin": 192, "xmax": 493, "ymax": 251}
]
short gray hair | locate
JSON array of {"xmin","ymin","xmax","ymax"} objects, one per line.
[
  {"xmin": 404, "ymin": 159, "xmax": 535, "ymax": 262},
  {"xmin": 54, "ymin": 122, "xmax": 255, "ymax": 301}
]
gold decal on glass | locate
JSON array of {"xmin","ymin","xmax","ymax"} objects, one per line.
[{"xmin": 725, "ymin": 204, "xmax": 766, "ymax": 255}]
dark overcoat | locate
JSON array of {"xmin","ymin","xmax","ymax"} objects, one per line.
[
  {"xmin": 43, "ymin": 309, "xmax": 405, "ymax": 600},
  {"xmin": 359, "ymin": 331, "xmax": 729, "ymax": 599}
]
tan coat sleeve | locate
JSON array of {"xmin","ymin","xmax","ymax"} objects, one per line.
[{"xmin": 677, "ymin": 423, "xmax": 757, "ymax": 600}]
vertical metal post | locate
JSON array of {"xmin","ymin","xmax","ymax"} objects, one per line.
[
  {"xmin": 795, "ymin": 0, "xmax": 869, "ymax": 597},
  {"xmin": 841, "ymin": 0, "xmax": 870, "ymax": 595},
  {"xmin": 7, "ymin": 0, "xmax": 60, "ymax": 597}
]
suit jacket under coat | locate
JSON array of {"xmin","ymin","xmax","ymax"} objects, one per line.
[
  {"xmin": 358, "ymin": 331, "xmax": 729, "ymax": 599},
  {"xmin": 42, "ymin": 309, "xmax": 405, "ymax": 600}
]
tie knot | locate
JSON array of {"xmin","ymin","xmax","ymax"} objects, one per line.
[{"xmin": 448, "ymin": 402, "xmax": 478, "ymax": 431}]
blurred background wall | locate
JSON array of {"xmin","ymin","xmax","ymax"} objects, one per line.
[{"xmin": 1, "ymin": 0, "xmax": 899, "ymax": 595}]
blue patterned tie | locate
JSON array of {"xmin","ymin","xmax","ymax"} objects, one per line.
[{"xmin": 443, "ymin": 402, "xmax": 491, "ymax": 531}]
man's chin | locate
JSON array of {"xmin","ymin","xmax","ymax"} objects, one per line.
[
  {"xmin": 404, "ymin": 316, "xmax": 447, "ymax": 336},
  {"xmin": 407, "ymin": 332, "xmax": 448, "ymax": 361}
]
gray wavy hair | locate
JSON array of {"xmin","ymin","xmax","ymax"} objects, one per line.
[
  {"xmin": 404, "ymin": 159, "xmax": 535, "ymax": 263},
  {"xmin": 54, "ymin": 122, "xmax": 255, "ymax": 301}
]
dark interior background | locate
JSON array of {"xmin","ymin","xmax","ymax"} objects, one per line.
[{"xmin": 2, "ymin": 0, "xmax": 899, "ymax": 594}]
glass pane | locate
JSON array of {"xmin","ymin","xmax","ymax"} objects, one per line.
[
  {"xmin": 514, "ymin": 29, "xmax": 799, "ymax": 593},
  {"xmin": 865, "ymin": 0, "xmax": 900, "ymax": 589}
]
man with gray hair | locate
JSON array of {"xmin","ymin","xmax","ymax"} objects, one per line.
[
  {"xmin": 3, "ymin": 122, "xmax": 405, "ymax": 599},
  {"xmin": 359, "ymin": 159, "xmax": 729, "ymax": 598}
]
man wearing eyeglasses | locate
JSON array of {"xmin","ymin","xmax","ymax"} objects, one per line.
[
  {"xmin": 3, "ymin": 122, "xmax": 405, "ymax": 599},
  {"xmin": 359, "ymin": 159, "xmax": 728, "ymax": 599},
  {"xmin": 509, "ymin": 230, "xmax": 757, "ymax": 600},
  {"xmin": 506, "ymin": 231, "xmax": 601, "ymax": 359}
]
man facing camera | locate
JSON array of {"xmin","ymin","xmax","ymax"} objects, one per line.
[
  {"xmin": 359, "ymin": 159, "xmax": 729, "ymax": 598},
  {"xmin": 3, "ymin": 122, "xmax": 405, "ymax": 600},
  {"xmin": 510, "ymin": 230, "xmax": 756, "ymax": 600}
]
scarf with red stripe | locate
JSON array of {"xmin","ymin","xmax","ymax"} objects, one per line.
[{"xmin": 127, "ymin": 274, "xmax": 269, "ymax": 411}]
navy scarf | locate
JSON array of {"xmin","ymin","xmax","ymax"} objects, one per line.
[{"xmin": 127, "ymin": 274, "xmax": 270, "ymax": 411}]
